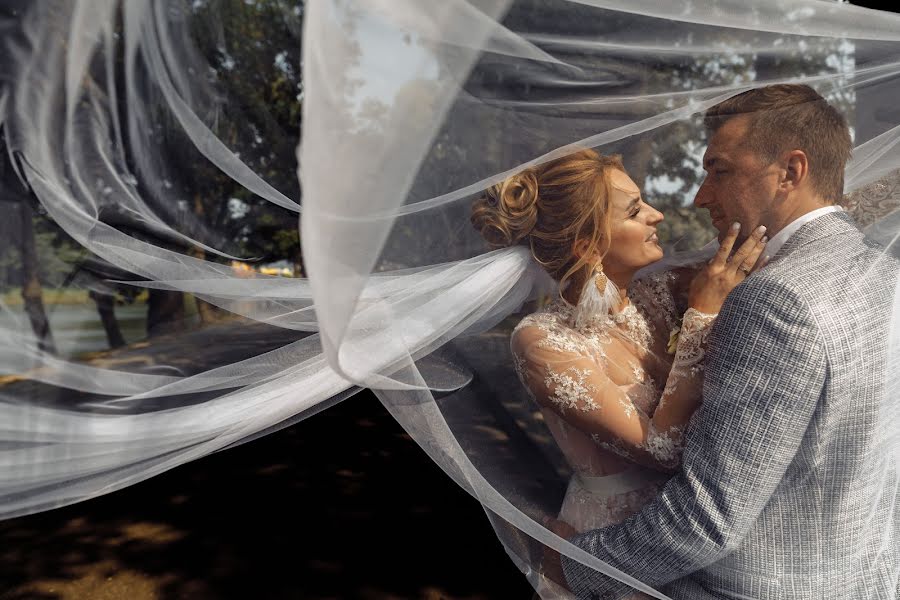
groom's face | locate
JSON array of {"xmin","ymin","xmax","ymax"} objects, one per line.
[{"xmin": 694, "ymin": 115, "xmax": 782, "ymax": 243}]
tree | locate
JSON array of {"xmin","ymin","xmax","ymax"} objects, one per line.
[
  {"xmin": 102, "ymin": 1, "xmax": 307, "ymax": 334},
  {"xmin": 0, "ymin": 136, "xmax": 57, "ymax": 353}
]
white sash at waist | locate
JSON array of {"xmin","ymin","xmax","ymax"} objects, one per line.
[{"xmin": 573, "ymin": 467, "xmax": 669, "ymax": 498}]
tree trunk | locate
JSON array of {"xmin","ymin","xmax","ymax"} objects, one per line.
[
  {"xmin": 146, "ymin": 289, "xmax": 185, "ymax": 337},
  {"xmin": 190, "ymin": 193, "xmax": 219, "ymax": 324},
  {"xmin": 188, "ymin": 245, "xmax": 220, "ymax": 326},
  {"xmin": 90, "ymin": 290, "xmax": 126, "ymax": 349},
  {"xmin": 293, "ymin": 246, "xmax": 305, "ymax": 279},
  {"xmin": 18, "ymin": 202, "xmax": 56, "ymax": 354}
]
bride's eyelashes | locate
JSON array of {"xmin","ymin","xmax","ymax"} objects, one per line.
[{"xmin": 628, "ymin": 200, "xmax": 644, "ymax": 219}]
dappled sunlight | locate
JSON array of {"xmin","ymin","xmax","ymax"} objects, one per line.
[
  {"xmin": 0, "ymin": 392, "xmax": 532, "ymax": 598},
  {"xmin": 11, "ymin": 561, "xmax": 169, "ymax": 600}
]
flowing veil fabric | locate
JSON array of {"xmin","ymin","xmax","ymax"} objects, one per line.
[{"xmin": 1, "ymin": 0, "xmax": 900, "ymax": 597}]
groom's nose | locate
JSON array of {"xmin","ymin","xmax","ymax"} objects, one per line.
[{"xmin": 693, "ymin": 181, "xmax": 713, "ymax": 208}]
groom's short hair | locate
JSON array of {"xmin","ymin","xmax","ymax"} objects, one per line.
[{"xmin": 704, "ymin": 84, "xmax": 852, "ymax": 203}]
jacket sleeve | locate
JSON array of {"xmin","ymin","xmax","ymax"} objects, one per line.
[{"xmin": 561, "ymin": 277, "xmax": 826, "ymax": 599}]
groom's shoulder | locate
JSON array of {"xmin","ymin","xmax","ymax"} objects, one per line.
[
  {"xmin": 769, "ymin": 221, "xmax": 894, "ymax": 282},
  {"xmin": 722, "ymin": 267, "xmax": 809, "ymax": 323},
  {"xmin": 739, "ymin": 229, "xmax": 899, "ymax": 316},
  {"xmin": 723, "ymin": 237, "xmax": 857, "ymax": 314}
]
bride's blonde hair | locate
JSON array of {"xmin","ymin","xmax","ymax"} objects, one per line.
[{"xmin": 471, "ymin": 149, "xmax": 625, "ymax": 297}]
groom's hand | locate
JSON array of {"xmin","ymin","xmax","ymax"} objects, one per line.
[{"xmin": 541, "ymin": 517, "xmax": 578, "ymax": 591}]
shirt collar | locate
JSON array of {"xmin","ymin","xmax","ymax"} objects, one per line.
[{"xmin": 761, "ymin": 205, "xmax": 843, "ymax": 263}]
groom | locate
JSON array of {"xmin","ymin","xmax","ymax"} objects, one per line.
[{"xmin": 554, "ymin": 84, "xmax": 900, "ymax": 598}]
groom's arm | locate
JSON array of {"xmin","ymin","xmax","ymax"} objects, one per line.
[{"xmin": 560, "ymin": 276, "xmax": 826, "ymax": 599}]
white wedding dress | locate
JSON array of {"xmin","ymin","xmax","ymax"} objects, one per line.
[
  {"xmin": 513, "ymin": 271, "xmax": 714, "ymax": 520},
  {"xmin": 511, "ymin": 272, "xmax": 716, "ymax": 597}
]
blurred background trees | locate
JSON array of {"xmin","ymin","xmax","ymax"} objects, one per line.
[{"xmin": 0, "ymin": 0, "xmax": 881, "ymax": 355}]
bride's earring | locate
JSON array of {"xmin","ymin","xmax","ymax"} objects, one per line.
[{"xmin": 572, "ymin": 263, "xmax": 620, "ymax": 329}]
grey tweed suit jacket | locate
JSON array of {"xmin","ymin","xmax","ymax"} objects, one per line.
[{"xmin": 562, "ymin": 211, "xmax": 900, "ymax": 599}]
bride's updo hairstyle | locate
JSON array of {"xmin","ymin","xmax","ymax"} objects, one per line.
[{"xmin": 471, "ymin": 149, "xmax": 625, "ymax": 297}]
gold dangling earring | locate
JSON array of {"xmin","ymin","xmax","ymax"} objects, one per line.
[
  {"xmin": 573, "ymin": 262, "xmax": 614, "ymax": 330},
  {"xmin": 593, "ymin": 264, "xmax": 608, "ymax": 295}
]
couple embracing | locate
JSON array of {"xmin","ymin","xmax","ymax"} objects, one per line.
[{"xmin": 472, "ymin": 83, "xmax": 899, "ymax": 599}]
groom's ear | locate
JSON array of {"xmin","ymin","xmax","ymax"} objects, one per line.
[{"xmin": 779, "ymin": 150, "xmax": 809, "ymax": 192}]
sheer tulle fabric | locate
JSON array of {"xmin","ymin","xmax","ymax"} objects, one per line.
[{"xmin": 0, "ymin": 1, "xmax": 899, "ymax": 598}]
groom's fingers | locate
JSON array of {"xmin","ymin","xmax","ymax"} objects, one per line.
[
  {"xmin": 727, "ymin": 225, "xmax": 767, "ymax": 273},
  {"xmin": 712, "ymin": 222, "xmax": 741, "ymax": 266}
]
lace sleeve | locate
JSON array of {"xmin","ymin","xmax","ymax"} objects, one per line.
[
  {"xmin": 668, "ymin": 308, "xmax": 717, "ymax": 381},
  {"xmin": 511, "ymin": 310, "xmax": 715, "ymax": 472},
  {"xmin": 644, "ymin": 308, "xmax": 717, "ymax": 467}
]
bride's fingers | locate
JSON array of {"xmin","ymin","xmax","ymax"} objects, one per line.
[
  {"xmin": 727, "ymin": 225, "xmax": 767, "ymax": 273},
  {"xmin": 711, "ymin": 222, "xmax": 741, "ymax": 266},
  {"xmin": 751, "ymin": 255, "xmax": 771, "ymax": 273},
  {"xmin": 740, "ymin": 235, "xmax": 769, "ymax": 274}
]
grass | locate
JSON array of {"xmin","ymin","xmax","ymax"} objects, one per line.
[{"xmin": 1, "ymin": 287, "xmax": 150, "ymax": 306}]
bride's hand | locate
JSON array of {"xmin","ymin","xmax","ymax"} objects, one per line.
[{"xmin": 688, "ymin": 222, "xmax": 768, "ymax": 314}]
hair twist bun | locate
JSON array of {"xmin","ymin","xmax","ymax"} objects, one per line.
[{"xmin": 470, "ymin": 170, "xmax": 539, "ymax": 249}]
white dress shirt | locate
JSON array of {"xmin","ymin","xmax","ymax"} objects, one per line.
[{"xmin": 761, "ymin": 205, "xmax": 844, "ymax": 263}]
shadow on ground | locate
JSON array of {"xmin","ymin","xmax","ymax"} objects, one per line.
[{"xmin": 0, "ymin": 390, "xmax": 535, "ymax": 599}]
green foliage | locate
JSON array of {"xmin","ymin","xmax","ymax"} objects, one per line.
[
  {"xmin": 157, "ymin": 0, "xmax": 307, "ymax": 263},
  {"xmin": 0, "ymin": 212, "xmax": 87, "ymax": 290}
]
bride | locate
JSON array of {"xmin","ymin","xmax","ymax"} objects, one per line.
[{"xmin": 471, "ymin": 148, "xmax": 767, "ymax": 596}]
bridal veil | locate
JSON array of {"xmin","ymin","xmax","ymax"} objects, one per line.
[{"xmin": 1, "ymin": 1, "xmax": 899, "ymax": 597}]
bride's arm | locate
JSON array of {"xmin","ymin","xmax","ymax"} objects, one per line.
[
  {"xmin": 640, "ymin": 307, "xmax": 716, "ymax": 465},
  {"xmin": 512, "ymin": 312, "xmax": 715, "ymax": 472}
]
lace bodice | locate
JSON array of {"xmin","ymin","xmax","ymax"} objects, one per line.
[{"xmin": 511, "ymin": 272, "xmax": 716, "ymax": 475}]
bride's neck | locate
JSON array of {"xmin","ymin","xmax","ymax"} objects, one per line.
[
  {"xmin": 604, "ymin": 263, "xmax": 635, "ymax": 309},
  {"xmin": 609, "ymin": 278, "xmax": 631, "ymax": 312},
  {"xmin": 607, "ymin": 271, "xmax": 632, "ymax": 303}
]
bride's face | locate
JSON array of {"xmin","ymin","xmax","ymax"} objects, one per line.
[{"xmin": 601, "ymin": 170, "xmax": 665, "ymax": 278}]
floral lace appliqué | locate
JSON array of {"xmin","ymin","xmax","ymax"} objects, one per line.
[
  {"xmin": 669, "ymin": 308, "xmax": 717, "ymax": 380},
  {"xmin": 544, "ymin": 366, "xmax": 601, "ymax": 413},
  {"xmin": 513, "ymin": 306, "xmax": 604, "ymax": 360},
  {"xmin": 641, "ymin": 424, "xmax": 684, "ymax": 469},
  {"xmin": 840, "ymin": 167, "xmax": 900, "ymax": 229}
]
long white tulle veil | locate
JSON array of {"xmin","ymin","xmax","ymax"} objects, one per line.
[{"xmin": 0, "ymin": 1, "xmax": 899, "ymax": 598}]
